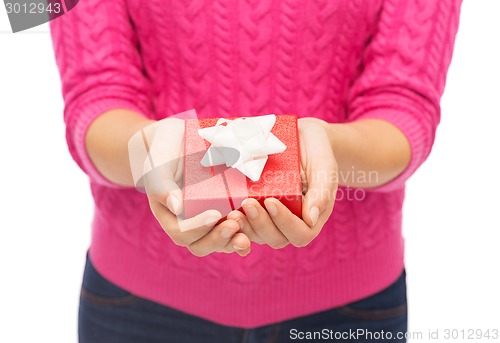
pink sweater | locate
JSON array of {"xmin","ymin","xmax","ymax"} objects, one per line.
[{"xmin": 50, "ymin": 0, "xmax": 461, "ymax": 328}]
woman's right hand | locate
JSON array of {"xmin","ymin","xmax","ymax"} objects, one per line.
[{"xmin": 131, "ymin": 118, "xmax": 251, "ymax": 257}]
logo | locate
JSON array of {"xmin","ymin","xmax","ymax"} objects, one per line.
[{"xmin": 4, "ymin": 0, "xmax": 79, "ymax": 33}]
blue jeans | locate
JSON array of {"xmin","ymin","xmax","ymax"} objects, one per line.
[{"xmin": 79, "ymin": 255, "xmax": 407, "ymax": 343}]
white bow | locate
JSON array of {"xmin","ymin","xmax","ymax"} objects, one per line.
[{"xmin": 198, "ymin": 114, "xmax": 287, "ymax": 182}]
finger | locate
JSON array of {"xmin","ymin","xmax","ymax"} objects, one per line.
[
  {"xmin": 300, "ymin": 163, "xmax": 308, "ymax": 195},
  {"xmin": 241, "ymin": 198, "xmax": 289, "ymax": 249},
  {"xmin": 188, "ymin": 219, "xmax": 241, "ymax": 257},
  {"xmin": 224, "ymin": 232, "xmax": 252, "ymax": 254},
  {"xmin": 302, "ymin": 186, "xmax": 336, "ymax": 228},
  {"xmin": 176, "ymin": 209, "xmax": 222, "ymax": 233},
  {"xmin": 227, "ymin": 210, "xmax": 265, "ymax": 244},
  {"xmin": 150, "ymin": 201, "xmax": 221, "ymax": 245},
  {"xmin": 264, "ymin": 198, "xmax": 316, "ymax": 247},
  {"xmin": 144, "ymin": 166, "xmax": 184, "ymax": 215},
  {"xmin": 236, "ymin": 246, "xmax": 251, "ymax": 257}
]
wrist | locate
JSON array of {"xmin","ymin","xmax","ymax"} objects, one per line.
[
  {"xmin": 85, "ymin": 109, "xmax": 157, "ymax": 187},
  {"xmin": 326, "ymin": 119, "xmax": 411, "ymax": 188}
]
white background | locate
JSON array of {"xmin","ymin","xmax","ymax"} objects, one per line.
[{"xmin": 1, "ymin": 1, "xmax": 499, "ymax": 342}]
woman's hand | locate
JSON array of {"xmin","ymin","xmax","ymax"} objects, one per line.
[
  {"xmin": 130, "ymin": 117, "xmax": 251, "ymax": 257},
  {"xmin": 227, "ymin": 117, "xmax": 338, "ymax": 248}
]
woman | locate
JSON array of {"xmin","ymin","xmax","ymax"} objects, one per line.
[{"xmin": 50, "ymin": 0, "xmax": 461, "ymax": 342}]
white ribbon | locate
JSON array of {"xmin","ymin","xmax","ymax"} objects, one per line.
[{"xmin": 198, "ymin": 114, "xmax": 287, "ymax": 182}]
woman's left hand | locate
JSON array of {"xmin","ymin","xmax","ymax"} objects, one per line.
[{"xmin": 228, "ymin": 117, "xmax": 338, "ymax": 248}]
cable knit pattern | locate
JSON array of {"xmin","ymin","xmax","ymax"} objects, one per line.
[{"xmin": 50, "ymin": 0, "xmax": 461, "ymax": 327}]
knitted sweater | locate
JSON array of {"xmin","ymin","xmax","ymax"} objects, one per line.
[{"xmin": 50, "ymin": 0, "xmax": 461, "ymax": 327}]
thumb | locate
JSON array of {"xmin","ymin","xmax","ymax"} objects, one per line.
[
  {"xmin": 299, "ymin": 123, "xmax": 338, "ymax": 227},
  {"xmin": 143, "ymin": 118, "xmax": 185, "ymax": 215},
  {"xmin": 144, "ymin": 163, "xmax": 184, "ymax": 216}
]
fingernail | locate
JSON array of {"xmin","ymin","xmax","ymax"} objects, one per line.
[
  {"xmin": 243, "ymin": 205, "xmax": 258, "ymax": 219},
  {"xmin": 265, "ymin": 201, "xmax": 278, "ymax": 217},
  {"xmin": 204, "ymin": 216, "xmax": 221, "ymax": 227},
  {"xmin": 227, "ymin": 210, "xmax": 238, "ymax": 220},
  {"xmin": 242, "ymin": 200, "xmax": 258, "ymax": 219},
  {"xmin": 221, "ymin": 228, "xmax": 233, "ymax": 239},
  {"xmin": 166, "ymin": 195, "xmax": 179, "ymax": 214},
  {"xmin": 227, "ymin": 212, "xmax": 245, "ymax": 230},
  {"xmin": 310, "ymin": 206, "xmax": 320, "ymax": 227},
  {"xmin": 233, "ymin": 244, "xmax": 243, "ymax": 251},
  {"xmin": 235, "ymin": 217, "xmax": 245, "ymax": 230}
]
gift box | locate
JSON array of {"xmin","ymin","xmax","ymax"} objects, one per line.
[{"xmin": 183, "ymin": 114, "xmax": 302, "ymax": 219}]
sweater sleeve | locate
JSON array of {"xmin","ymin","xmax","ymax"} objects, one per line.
[
  {"xmin": 347, "ymin": 0, "xmax": 462, "ymax": 192},
  {"xmin": 50, "ymin": 0, "xmax": 152, "ymax": 188}
]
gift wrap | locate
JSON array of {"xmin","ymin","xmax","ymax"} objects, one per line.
[{"xmin": 183, "ymin": 114, "xmax": 302, "ymax": 219}]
